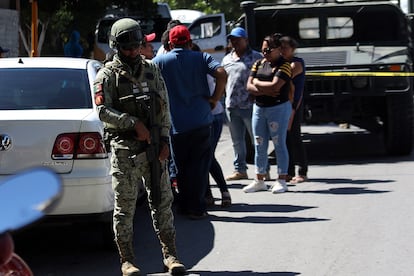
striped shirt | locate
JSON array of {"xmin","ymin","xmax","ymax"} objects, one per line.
[{"xmin": 250, "ymin": 57, "xmax": 292, "ymax": 107}]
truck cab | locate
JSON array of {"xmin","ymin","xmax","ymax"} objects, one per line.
[
  {"xmin": 188, "ymin": 13, "xmax": 227, "ymax": 62},
  {"xmin": 239, "ymin": 0, "xmax": 414, "ymax": 155}
]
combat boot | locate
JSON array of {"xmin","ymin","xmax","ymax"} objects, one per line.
[
  {"xmin": 159, "ymin": 231, "xmax": 186, "ymax": 275},
  {"xmin": 116, "ymin": 240, "xmax": 140, "ymax": 276},
  {"xmin": 121, "ymin": 261, "xmax": 141, "ymax": 276},
  {"xmin": 163, "ymin": 256, "xmax": 186, "ymax": 275}
]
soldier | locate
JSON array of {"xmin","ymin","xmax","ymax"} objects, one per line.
[{"xmin": 93, "ymin": 18, "xmax": 186, "ymax": 276}]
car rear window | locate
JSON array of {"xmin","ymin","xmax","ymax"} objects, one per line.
[{"xmin": 0, "ymin": 68, "xmax": 92, "ymax": 110}]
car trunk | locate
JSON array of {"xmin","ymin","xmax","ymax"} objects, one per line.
[{"xmin": 0, "ymin": 109, "xmax": 94, "ymax": 174}]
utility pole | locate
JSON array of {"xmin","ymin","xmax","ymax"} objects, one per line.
[{"xmin": 30, "ymin": 0, "xmax": 38, "ymax": 57}]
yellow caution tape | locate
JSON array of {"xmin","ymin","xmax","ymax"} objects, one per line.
[{"xmin": 306, "ymin": 72, "xmax": 414, "ymax": 77}]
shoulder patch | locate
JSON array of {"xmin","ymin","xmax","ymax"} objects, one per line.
[
  {"xmin": 94, "ymin": 83, "xmax": 102, "ymax": 93},
  {"xmin": 94, "ymin": 83, "xmax": 104, "ymax": 105}
]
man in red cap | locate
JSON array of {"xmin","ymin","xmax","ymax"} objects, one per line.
[
  {"xmin": 139, "ymin": 33, "xmax": 156, "ymax": 59},
  {"xmin": 152, "ymin": 25, "xmax": 227, "ymax": 219}
]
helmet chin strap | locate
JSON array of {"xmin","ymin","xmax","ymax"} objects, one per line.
[{"xmin": 118, "ymin": 49, "xmax": 142, "ymax": 66}]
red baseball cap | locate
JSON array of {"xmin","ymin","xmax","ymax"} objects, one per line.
[
  {"xmin": 145, "ymin": 33, "xmax": 156, "ymax": 42},
  {"xmin": 169, "ymin": 25, "xmax": 191, "ymax": 45}
]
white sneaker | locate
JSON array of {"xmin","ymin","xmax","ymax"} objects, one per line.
[
  {"xmin": 271, "ymin": 179, "xmax": 288, "ymax": 194},
  {"xmin": 243, "ymin": 179, "xmax": 267, "ymax": 193}
]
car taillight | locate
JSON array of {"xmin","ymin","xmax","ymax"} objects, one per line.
[{"xmin": 52, "ymin": 132, "xmax": 108, "ymax": 160}]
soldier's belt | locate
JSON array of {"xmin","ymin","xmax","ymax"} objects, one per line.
[
  {"xmin": 306, "ymin": 72, "xmax": 414, "ymax": 77},
  {"xmin": 105, "ymin": 130, "xmax": 136, "ymax": 140}
]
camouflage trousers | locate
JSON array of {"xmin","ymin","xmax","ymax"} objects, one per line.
[{"xmin": 111, "ymin": 148, "xmax": 177, "ymax": 263}]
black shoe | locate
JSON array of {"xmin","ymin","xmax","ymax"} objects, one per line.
[
  {"xmin": 205, "ymin": 194, "xmax": 215, "ymax": 207},
  {"xmin": 187, "ymin": 211, "xmax": 209, "ymax": 220}
]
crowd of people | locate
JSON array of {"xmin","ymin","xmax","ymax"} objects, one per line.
[
  {"xmin": 1, "ymin": 16, "xmax": 310, "ymax": 276},
  {"xmin": 91, "ymin": 17, "xmax": 309, "ymax": 276}
]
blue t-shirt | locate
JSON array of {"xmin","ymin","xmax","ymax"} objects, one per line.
[{"xmin": 152, "ymin": 48, "xmax": 221, "ymax": 134}]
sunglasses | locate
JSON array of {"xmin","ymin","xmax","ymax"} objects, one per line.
[{"xmin": 262, "ymin": 47, "xmax": 275, "ymax": 55}]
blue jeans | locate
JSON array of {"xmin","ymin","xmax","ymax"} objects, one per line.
[
  {"xmin": 225, "ymin": 107, "xmax": 253, "ymax": 173},
  {"xmin": 252, "ymin": 101, "xmax": 292, "ymax": 175}
]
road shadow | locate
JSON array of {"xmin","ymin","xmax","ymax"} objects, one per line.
[
  {"xmin": 292, "ymin": 187, "xmax": 390, "ymax": 195},
  {"xmin": 303, "ymin": 128, "xmax": 414, "ymax": 164},
  {"xmin": 308, "ymin": 178, "xmax": 394, "ymax": 185},
  {"xmin": 13, "ymin": 221, "xmax": 120, "ymax": 276},
  {"xmin": 189, "ymin": 271, "xmax": 300, "ymax": 276},
  {"xmin": 261, "ymin": 126, "xmax": 414, "ymax": 166}
]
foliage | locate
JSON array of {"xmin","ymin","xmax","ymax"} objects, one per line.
[
  {"xmin": 19, "ymin": 0, "xmax": 275, "ymax": 56},
  {"xmin": 163, "ymin": 0, "xmax": 273, "ymax": 22}
]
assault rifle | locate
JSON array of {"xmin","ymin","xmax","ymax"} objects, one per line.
[{"xmin": 119, "ymin": 91, "xmax": 161, "ymax": 207}]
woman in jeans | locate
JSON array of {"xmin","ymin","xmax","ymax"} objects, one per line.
[{"xmin": 244, "ymin": 33, "xmax": 292, "ymax": 194}]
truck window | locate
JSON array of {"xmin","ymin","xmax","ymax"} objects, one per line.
[
  {"xmin": 190, "ymin": 17, "xmax": 222, "ymax": 39},
  {"xmin": 299, "ymin": 17, "xmax": 353, "ymax": 40},
  {"xmin": 299, "ymin": 18, "xmax": 319, "ymax": 39},
  {"xmin": 327, "ymin": 17, "xmax": 353, "ymax": 39}
]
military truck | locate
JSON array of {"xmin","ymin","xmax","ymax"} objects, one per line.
[{"xmin": 238, "ymin": 0, "xmax": 414, "ymax": 155}]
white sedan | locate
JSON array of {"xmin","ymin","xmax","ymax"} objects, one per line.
[{"xmin": 0, "ymin": 57, "xmax": 114, "ymax": 239}]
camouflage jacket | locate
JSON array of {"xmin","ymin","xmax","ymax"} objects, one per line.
[{"xmin": 94, "ymin": 55, "xmax": 170, "ymax": 150}]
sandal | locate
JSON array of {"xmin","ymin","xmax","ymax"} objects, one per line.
[
  {"xmin": 290, "ymin": 175, "xmax": 308, "ymax": 184},
  {"xmin": 221, "ymin": 191, "xmax": 232, "ymax": 208}
]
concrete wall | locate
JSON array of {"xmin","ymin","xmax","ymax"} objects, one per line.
[{"xmin": 0, "ymin": 8, "xmax": 19, "ymax": 57}]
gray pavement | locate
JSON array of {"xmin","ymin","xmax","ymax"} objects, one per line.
[{"xmin": 16, "ymin": 124, "xmax": 414, "ymax": 276}]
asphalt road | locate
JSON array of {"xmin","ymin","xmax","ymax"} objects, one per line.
[{"xmin": 14, "ymin": 123, "xmax": 414, "ymax": 276}]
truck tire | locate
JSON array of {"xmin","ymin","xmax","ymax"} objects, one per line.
[{"xmin": 384, "ymin": 93, "xmax": 414, "ymax": 155}]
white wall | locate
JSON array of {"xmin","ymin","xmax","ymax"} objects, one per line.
[{"xmin": 0, "ymin": 8, "xmax": 19, "ymax": 57}]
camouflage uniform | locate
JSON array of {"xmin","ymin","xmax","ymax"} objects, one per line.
[{"xmin": 94, "ymin": 53, "xmax": 182, "ymax": 273}]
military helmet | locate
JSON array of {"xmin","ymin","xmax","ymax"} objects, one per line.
[{"xmin": 109, "ymin": 18, "xmax": 144, "ymax": 50}]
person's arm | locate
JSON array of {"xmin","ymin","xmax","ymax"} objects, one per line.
[
  {"xmin": 246, "ymin": 60, "xmax": 263, "ymax": 96},
  {"xmin": 247, "ymin": 75, "xmax": 261, "ymax": 95},
  {"xmin": 253, "ymin": 62, "xmax": 291, "ymax": 96},
  {"xmin": 291, "ymin": 60, "xmax": 303, "ymax": 79},
  {"xmin": 252, "ymin": 76, "xmax": 285, "ymax": 97},
  {"xmin": 94, "ymin": 67, "xmax": 150, "ymax": 143},
  {"xmin": 210, "ymin": 66, "xmax": 227, "ymax": 104}
]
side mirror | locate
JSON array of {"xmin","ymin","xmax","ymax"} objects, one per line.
[
  {"xmin": 0, "ymin": 167, "xmax": 62, "ymax": 234},
  {"xmin": 0, "ymin": 167, "xmax": 62, "ymax": 276}
]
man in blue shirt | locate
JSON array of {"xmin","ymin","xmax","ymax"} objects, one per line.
[{"xmin": 153, "ymin": 25, "xmax": 227, "ymax": 219}]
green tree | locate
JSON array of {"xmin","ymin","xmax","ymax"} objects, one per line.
[
  {"xmin": 163, "ymin": 0, "xmax": 273, "ymax": 22},
  {"xmin": 19, "ymin": 0, "xmax": 158, "ymax": 56},
  {"xmin": 18, "ymin": 0, "xmax": 274, "ymax": 56}
]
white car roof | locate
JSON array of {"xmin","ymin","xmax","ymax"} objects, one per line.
[{"xmin": 0, "ymin": 57, "xmax": 92, "ymax": 69}]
